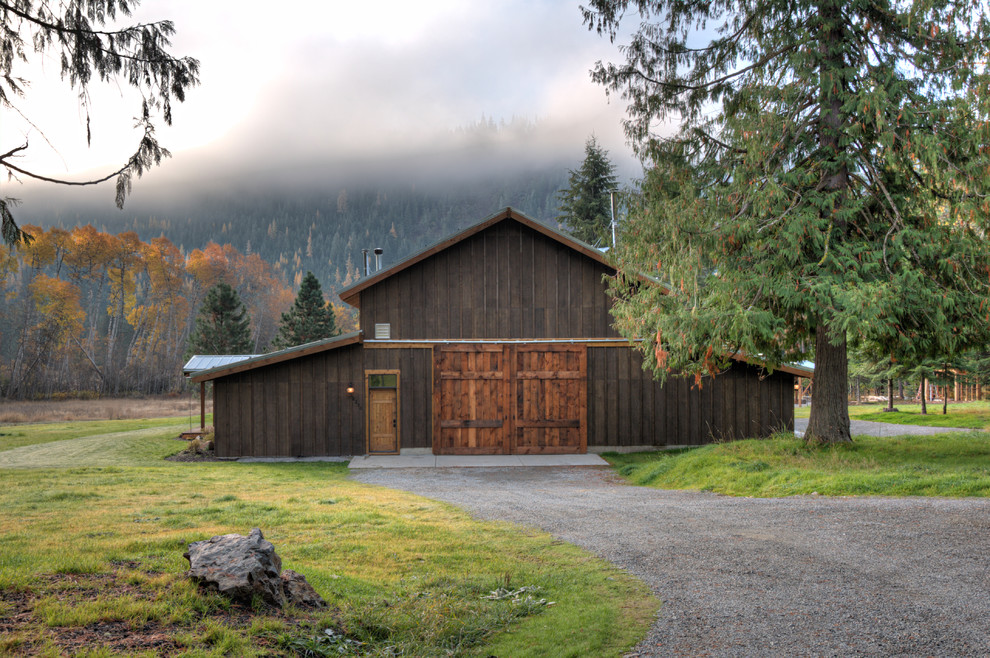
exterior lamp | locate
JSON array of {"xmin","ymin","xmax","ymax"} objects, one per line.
[{"xmin": 346, "ymin": 384, "xmax": 355, "ymax": 396}]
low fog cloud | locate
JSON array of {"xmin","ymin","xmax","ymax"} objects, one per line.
[{"xmin": 7, "ymin": 1, "xmax": 645, "ymax": 216}]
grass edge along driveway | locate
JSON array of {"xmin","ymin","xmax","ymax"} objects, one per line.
[
  {"xmin": 0, "ymin": 422, "xmax": 656, "ymax": 657},
  {"xmin": 605, "ymin": 431, "xmax": 990, "ymax": 497}
]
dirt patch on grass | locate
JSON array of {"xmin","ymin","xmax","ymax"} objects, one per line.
[
  {"xmin": 0, "ymin": 567, "xmax": 341, "ymax": 656},
  {"xmin": 56, "ymin": 620, "xmax": 185, "ymax": 655},
  {"xmin": 0, "ymin": 395, "xmax": 212, "ymax": 424},
  {"xmin": 166, "ymin": 441, "xmax": 222, "ymax": 462}
]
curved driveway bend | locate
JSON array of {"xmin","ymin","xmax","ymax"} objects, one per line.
[{"xmin": 352, "ymin": 466, "xmax": 990, "ymax": 656}]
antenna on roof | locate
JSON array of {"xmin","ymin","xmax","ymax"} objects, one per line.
[{"xmin": 610, "ymin": 192, "xmax": 617, "ymax": 249}]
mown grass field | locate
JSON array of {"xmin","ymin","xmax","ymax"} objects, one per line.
[
  {"xmin": 605, "ymin": 431, "xmax": 990, "ymax": 497},
  {"xmin": 0, "ymin": 416, "xmax": 211, "ymax": 453},
  {"xmin": 793, "ymin": 400, "xmax": 990, "ymax": 429},
  {"xmin": 0, "ymin": 422, "xmax": 656, "ymax": 656}
]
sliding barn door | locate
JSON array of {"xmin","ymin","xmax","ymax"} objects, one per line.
[
  {"xmin": 512, "ymin": 345, "xmax": 587, "ymax": 454},
  {"xmin": 433, "ymin": 344, "xmax": 587, "ymax": 455},
  {"xmin": 433, "ymin": 345, "xmax": 508, "ymax": 454}
]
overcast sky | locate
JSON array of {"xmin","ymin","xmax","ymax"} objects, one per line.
[{"xmin": 2, "ymin": 0, "xmax": 645, "ymax": 206}]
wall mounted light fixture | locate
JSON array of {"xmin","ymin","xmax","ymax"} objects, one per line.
[{"xmin": 346, "ymin": 384, "xmax": 355, "ymax": 396}]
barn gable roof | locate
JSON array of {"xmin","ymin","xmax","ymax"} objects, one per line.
[
  {"xmin": 338, "ymin": 207, "xmax": 608, "ymax": 308},
  {"xmin": 189, "ymin": 331, "xmax": 362, "ymax": 383}
]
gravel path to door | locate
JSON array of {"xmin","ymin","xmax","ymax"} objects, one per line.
[{"xmin": 352, "ymin": 466, "xmax": 990, "ymax": 656}]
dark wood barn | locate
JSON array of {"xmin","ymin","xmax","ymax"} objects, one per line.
[{"xmin": 191, "ymin": 208, "xmax": 808, "ymax": 458}]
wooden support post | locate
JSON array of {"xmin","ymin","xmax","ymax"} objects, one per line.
[{"xmin": 200, "ymin": 381, "xmax": 206, "ymax": 430}]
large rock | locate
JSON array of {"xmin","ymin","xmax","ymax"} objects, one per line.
[
  {"xmin": 184, "ymin": 528, "xmax": 285, "ymax": 606},
  {"xmin": 281, "ymin": 569, "xmax": 327, "ymax": 608}
]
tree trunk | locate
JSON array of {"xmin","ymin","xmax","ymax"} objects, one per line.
[
  {"xmin": 805, "ymin": 1, "xmax": 851, "ymax": 445},
  {"xmin": 884, "ymin": 377, "xmax": 895, "ymax": 412},
  {"xmin": 806, "ymin": 328, "xmax": 852, "ymax": 443},
  {"xmin": 920, "ymin": 377, "xmax": 928, "ymax": 414},
  {"xmin": 855, "ymin": 376, "xmax": 861, "ymax": 404},
  {"xmin": 943, "ymin": 366, "xmax": 949, "ymax": 415}
]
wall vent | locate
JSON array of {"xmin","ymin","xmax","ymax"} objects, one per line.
[{"xmin": 374, "ymin": 323, "xmax": 391, "ymax": 340}]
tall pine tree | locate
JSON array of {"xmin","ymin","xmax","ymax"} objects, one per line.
[
  {"xmin": 583, "ymin": 1, "xmax": 990, "ymax": 443},
  {"xmin": 557, "ymin": 136, "xmax": 620, "ymax": 246},
  {"xmin": 270, "ymin": 272, "xmax": 339, "ymax": 350},
  {"xmin": 186, "ymin": 283, "xmax": 253, "ymax": 357}
]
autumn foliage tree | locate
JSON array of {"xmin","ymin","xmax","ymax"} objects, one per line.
[
  {"xmin": 0, "ymin": 226, "xmax": 292, "ymax": 398},
  {"xmin": 583, "ymin": 0, "xmax": 990, "ymax": 443}
]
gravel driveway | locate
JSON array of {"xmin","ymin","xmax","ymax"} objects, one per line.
[{"xmin": 352, "ymin": 466, "xmax": 990, "ymax": 656}]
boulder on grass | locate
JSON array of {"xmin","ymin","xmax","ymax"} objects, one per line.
[
  {"xmin": 281, "ymin": 569, "xmax": 327, "ymax": 608},
  {"xmin": 184, "ymin": 527, "xmax": 284, "ymax": 607}
]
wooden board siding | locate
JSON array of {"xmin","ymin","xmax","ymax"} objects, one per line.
[
  {"xmin": 586, "ymin": 348, "xmax": 794, "ymax": 448},
  {"xmin": 213, "ymin": 344, "xmax": 364, "ymax": 458},
  {"xmin": 359, "ymin": 220, "xmax": 620, "ymax": 340},
  {"xmin": 363, "ymin": 346, "xmax": 433, "ymax": 450},
  {"xmin": 433, "ymin": 343, "xmax": 587, "ymax": 455}
]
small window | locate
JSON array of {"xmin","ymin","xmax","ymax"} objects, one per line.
[
  {"xmin": 374, "ymin": 323, "xmax": 391, "ymax": 339},
  {"xmin": 368, "ymin": 373, "xmax": 398, "ymax": 388}
]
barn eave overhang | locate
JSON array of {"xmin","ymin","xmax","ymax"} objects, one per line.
[{"xmin": 189, "ymin": 331, "xmax": 364, "ymax": 383}]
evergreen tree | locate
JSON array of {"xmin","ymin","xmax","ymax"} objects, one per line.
[
  {"xmin": 270, "ymin": 272, "xmax": 339, "ymax": 350},
  {"xmin": 583, "ymin": 1, "xmax": 990, "ymax": 443},
  {"xmin": 557, "ymin": 137, "xmax": 619, "ymax": 246},
  {"xmin": 186, "ymin": 283, "xmax": 253, "ymax": 357}
]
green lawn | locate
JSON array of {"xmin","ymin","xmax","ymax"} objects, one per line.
[
  {"xmin": 793, "ymin": 400, "xmax": 990, "ymax": 429},
  {"xmin": 0, "ymin": 422, "xmax": 655, "ymax": 657},
  {"xmin": 0, "ymin": 414, "xmax": 213, "ymax": 452},
  {"xmin": 604, "ymin": 431, "xmax": 990, "ymax": 497}
]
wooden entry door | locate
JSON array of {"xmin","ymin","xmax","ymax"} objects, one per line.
[
  {"xmin": 513, "ymin": 345, "xmax": 587, "ymax": 454},
  {"xmin": 367, "ymin": 372, "xmax": 399, "ymax": 454},
  {"xmin": 433, "ymin": 344, "xmax": 587, "ymax": 455}
]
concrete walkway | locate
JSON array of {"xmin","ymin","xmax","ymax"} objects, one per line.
[{"xmin": 348, "ymin": 453, "xmax": 608, "ymax": 468}]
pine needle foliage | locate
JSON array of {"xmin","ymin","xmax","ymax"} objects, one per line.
[
  {"xmin": 186, "ymin": 283, "xmax": 253, "ymax": 357},
  {"xmin": 556, "ymin": 136, "xmax": 620, "ymax": 246},
  {"xmin": 582, "ymin": 0, "xmax": 990, "ymax": 443},
  {"xmin": 0, "ymin": 0, "xmax": 200, "ymax": 246},
  {"xmin": 270, "ymin": 271, "xmax": 339, "ymax": 350}
]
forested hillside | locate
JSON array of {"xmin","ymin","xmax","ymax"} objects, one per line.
[
  {"xmin": 1, "ymin": 164, "xmax": 572, "ymax": 399},
  {"xmin": 27, "ymin": 166, "xmax": 571, "ymax": 298}
]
